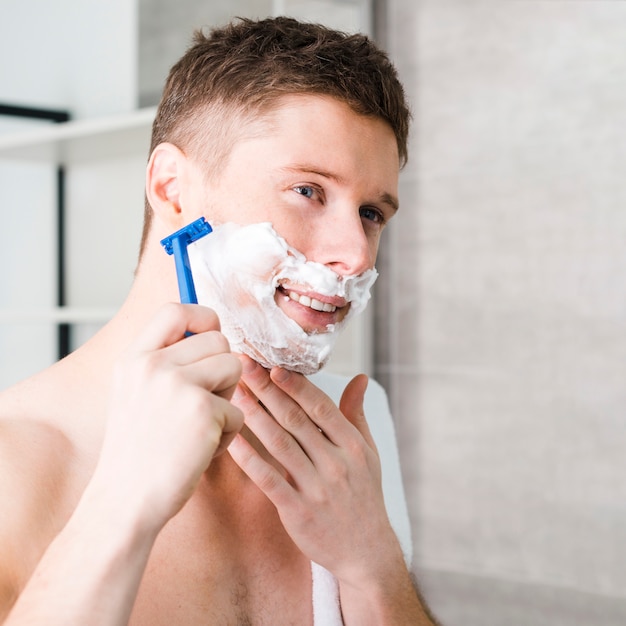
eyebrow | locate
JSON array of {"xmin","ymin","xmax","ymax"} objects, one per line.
[{"xmin": 280, "ymin": 165, "xmax": 400, "ymax": 213}]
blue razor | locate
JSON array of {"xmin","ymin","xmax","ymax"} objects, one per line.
[{"xmin": 160, "ymin": 217, "xmax": 213, "ymax": 304}]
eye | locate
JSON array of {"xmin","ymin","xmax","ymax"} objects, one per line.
[
  {"xmin": 360, "ymin": 206, "xmax": 385, "ymax": 224},
  {"xmin": 293, "ymin": 185, "xmax": 317, "ymax": 199}
]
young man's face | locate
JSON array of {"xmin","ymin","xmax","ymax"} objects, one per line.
[{"xmin": 189, "ymin": 94, "xmax": 400, "ymax": 338}]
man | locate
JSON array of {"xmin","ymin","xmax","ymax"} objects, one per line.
[{"xmin": 0, "ymin": 16, "xmax": 438, "ymax": 625}]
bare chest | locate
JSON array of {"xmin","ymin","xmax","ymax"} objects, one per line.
[{"xmin": 128, "ymin": 516, "xmax": 313, "ymax": 626}]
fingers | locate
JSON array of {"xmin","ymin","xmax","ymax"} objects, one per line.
[
  {"xmin": 211, "ymin": 397, "xmax": 246, "ymax": 457},
  {"xmin": 231, "ymin": 379, "xmax": 317, "ymax": 483},
  {"xmin": 267, "ymin": 365, "xmax": 361, "ymax": 448},
  {"xmin": 239, "ymin": 357, "xmax": 330, "ymax": 450},
  {"xmin": 339, "ymin": 374, "xmax": 377, "ymax": 450},
  {"xmin": 123, "ymin": 303, "xmax": 241, "ymax": 398},
  {"xmin": 164, "ymin": 329, "xmax": 231, "ymax": 366},
  {"xmin": 184, "ymin": 352, "xmax": 243, "ymax": 399},
  {"xmin": 132, "ymin": 303, "xmax": 221, "ymax": 352},
  {"xmin": 228, "ymin": 433, "xmax": 295, "ymax": 507},
  {"xmin": 236, "ymin": 356, "xmax": 380, "ymax": 487},
  {"xmin": 230, "ymin": 362, "xmax": 389, "ymax": 576}
]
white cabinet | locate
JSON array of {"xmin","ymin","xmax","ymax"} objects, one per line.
[{"xmin": 0, "ymin": 108, "xmax": 155, "ymax": 387}]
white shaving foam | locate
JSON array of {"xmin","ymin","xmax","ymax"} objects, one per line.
[{"xmin": 188, "ymin": 222, "xmax": 377, "ymax": 374}]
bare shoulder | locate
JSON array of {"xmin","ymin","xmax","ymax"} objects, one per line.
[{"xmin": 0, "ymin": 383, "xmax": 82, "ymax": 618}]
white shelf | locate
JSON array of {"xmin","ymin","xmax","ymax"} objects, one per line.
[
  {"xmin": 0, "ymin": 106, "xmax": 156, "ymax": 164},
  {"xmin": 0, "ymin": 307, "xmax": 117, "ymax": 324},
  {"xmin": 0, "ymin": 108, "xmax": 154, "ymax": 331}
]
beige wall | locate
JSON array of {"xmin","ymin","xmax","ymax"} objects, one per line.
[{"xmin": 377, "ymin": 1, "xmax": 626, "ymax": 623}]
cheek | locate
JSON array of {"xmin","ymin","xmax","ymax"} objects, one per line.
[
  {"xmin": 233, "ymin": 288, "xmax": 260, "ymax": 308},
  {"xmin": 231, "ymin": 272, "xmax": 278, "ymax": 309},
  {"xmin": 265, "ymin": 210, "xmax": 314, "ymax": 247}
]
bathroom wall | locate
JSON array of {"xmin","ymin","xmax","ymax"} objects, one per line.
[{"xmin": 377, "ymin": 1, "xmax": 626, "ymax": 624}]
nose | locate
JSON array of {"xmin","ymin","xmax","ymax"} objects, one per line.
[{"xmin": 308, "ymin": 211, "xmax": 374, "ymax": 277}]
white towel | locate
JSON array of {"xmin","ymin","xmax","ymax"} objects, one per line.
[{"xmin": 312, "ymin": 561, "xmax": 343, "ymax": 625}]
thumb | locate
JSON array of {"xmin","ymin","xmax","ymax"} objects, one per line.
[{"xmin": 339, "ymin": 374, "xmax": 376, "ymax": 449}]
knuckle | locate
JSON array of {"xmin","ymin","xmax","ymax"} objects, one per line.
[
  {"xmin": 138, "ymin": 350, "xmax": 168, "ymax": 380},
  {"xmin": 326, "ymin": 457, "xmax": 350, "ymax": 485},
  {"xmin": 254, "ymin": 372, "xmax": 273, "ymax": 393},
  {"xmin": 210, "ymin": 355, "xmax": 243, "ymax": 393},
  {"xmin": 158, "ymin": 301, "xmax": 184, "ymax": 327},
  {"xmin": 346, "ymin": 437, "xmax": 368, "ymax": 461},
  {"xmin": 282, "ymin": 405, "xmax": 306, "ymax": 430},
  {"xmin": 191, "ymin": 305, "xmax": 220, "ymax": 332},
  {"xmin": 227, "ymin": 405, "xmax": 245, "ymax": 430},
  {"xmin": 229, "ymin": 354, "xmax": 243, "ymax": 378},
  {"xmin": 269, "ymin": 429, "xmax": 294, "ymax": 455},
  {"xmin": 115, "ymin": 350, "xmax": 165, "ymax": 386},
  {"xmin": 202, "ymin": 306, "xmax": 221, "ymax": 330},
  {"xmin": 204, "ymin": 419, "xmax": 224, "ymax": 449},
  {"xmin": 258, "ymin": 468, "xmax": 283, "ymax": 493},
  {"xmin": 308, "ymin": 482, "xmax": 331, "ymax": 508},
  {"xmin": 183, "ymin": 392, "xmax": 225, "ymax": 439},
  {"xmin": 312, "ymin": 401, "xmax": 336, "ymax": 425},
  {"xmin": 208, "ymin": 330, "xmax": 231, "ymax": 354},
  {"xmin": 185, "ymin": 386, "xmax": 213, "ymax": 416}
]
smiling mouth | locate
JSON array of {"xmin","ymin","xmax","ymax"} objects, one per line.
[{"xmin": 278, "ymin": 286, "xmax": 338, "ymax": 313}]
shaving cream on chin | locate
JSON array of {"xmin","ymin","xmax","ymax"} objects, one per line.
[{"xmin": 187, "ymin": 222, "xmax": 378, "ymax": 374}]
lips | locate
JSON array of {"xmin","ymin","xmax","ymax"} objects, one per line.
[{"xmin": 278, "ymin": 285, "xmax": 347, "ymax": 314}]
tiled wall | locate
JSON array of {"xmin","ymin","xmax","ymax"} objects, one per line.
[{"xmin": 378, "ymin": 1, "xmax": 626, "ymax": 624}]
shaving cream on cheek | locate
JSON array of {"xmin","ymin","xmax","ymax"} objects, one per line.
[{"xmin": 188, "ymin": 222, "xmax": 378, "ymax": 374}]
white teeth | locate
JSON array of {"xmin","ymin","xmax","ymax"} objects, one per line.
[
  {"xmin": 310, "ymin": 298, "xmax": 324, "ymax": 312},
  {"xmin": 288, "ymin": 290, "xmax": 337, "ymax": 313}
]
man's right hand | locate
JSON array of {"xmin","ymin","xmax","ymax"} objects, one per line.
[{"xmin": 94, "ymin": 302, "xmax": 244, "ymax": 531}]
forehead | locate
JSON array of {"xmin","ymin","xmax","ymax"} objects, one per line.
[
  {"xmin": 262, "ymin": 93, "xmax": 398, "ymax": 151},
  {"xmin": 191, "ymin": 93, "xmax": 399, "ymax": 176},
  {"xmin": 239, "ymin": 94, "xmax": 400, "ymax": 181}
]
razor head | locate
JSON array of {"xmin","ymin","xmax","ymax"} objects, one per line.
[
  {"xmin": 160, "ymin": 217, "xmax": 213, "ymax": 306},
  {"xmin": 160, "ymin": 217, "xmax": 213, "ymax": 255}
]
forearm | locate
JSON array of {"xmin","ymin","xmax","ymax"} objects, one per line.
[
  {"xmin": 339, "ymin": 546, "xmax": 440, "ymax": 626},
  {"xmin": 5, "ymin": 478, "xmax": 159, "ymax": 625}
]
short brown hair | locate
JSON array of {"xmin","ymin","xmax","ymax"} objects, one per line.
[{"xmin": 140, "ymin": 16, "xmax": 411, "ymax": 253}]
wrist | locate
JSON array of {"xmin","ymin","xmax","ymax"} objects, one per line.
[
  {"xmin": 81, "ymin": 465, "xmax": 165, "ymax": 546},
  {"xmin": 337, "ymin": 539, "xmax": 433, "ymax": 626}
]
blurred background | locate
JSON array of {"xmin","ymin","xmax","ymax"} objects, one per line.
[{"xmin": 2, "ymin": 1, "xmax": 626, "ymax": 624}]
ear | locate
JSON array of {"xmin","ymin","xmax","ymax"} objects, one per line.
[{"xmin": 145, "ymin": 142, "xmax": 187, "ymax": 230}]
